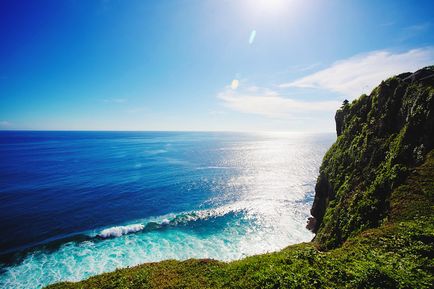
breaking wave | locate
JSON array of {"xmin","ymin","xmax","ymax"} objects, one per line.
[
  {"xmin": 96, "ymin": 206, "xmax": 247, "ymax": 239},
  {"xmin": 97, "ymin": 224, "xmax": 145, "ymax": 238},
  {"xmin": 0, "ymin": 131, "xmax": 333, "ymax": 289}
]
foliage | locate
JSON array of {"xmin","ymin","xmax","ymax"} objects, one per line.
[
  {"xmin": 46, "ymin": 67, "xmax": 434, "ymax": 288},
  {"xmin": 46, "ymin": 152, "xmax": 434, "ymax": 288},
  {"xmin": 311, "ymin": 66, "xmax": 434, "ymax": 249}
]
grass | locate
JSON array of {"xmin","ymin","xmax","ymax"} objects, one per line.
[
  {"xmin": 46, "ymin": 68, "xmax": 434, "ymax": 288},
  {"xmin": 46, "ymin": 151, "xmax": 434, "ymax": 289}
]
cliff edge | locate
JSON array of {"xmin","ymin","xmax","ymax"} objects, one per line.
[
  {"xmin": 47, "ymin": 68, "xmax": 434, "ymax": 288},
  {"xmin": 309, "ymin": 66, "xmax": 434, "ymax": 249}
]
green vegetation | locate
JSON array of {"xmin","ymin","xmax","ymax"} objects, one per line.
[
  {"xmin": 47, "ymin": 67, "xmax": 434, "ymax": 289},
  {"xmin": 45, "ymin": 152, "xmax": 434, "ymax": 289},
  {"xmin": 310, "ymin": 66, "xmax": 434, "ymax": 250}
]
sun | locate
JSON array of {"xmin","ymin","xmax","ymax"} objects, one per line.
[
  {"xmin": 249, "ymin": 0, "xmax": 288, "ymax": 13},
  {"xmin": 241, "ymin": 0, "xmax": 295, "ymax": 20}
]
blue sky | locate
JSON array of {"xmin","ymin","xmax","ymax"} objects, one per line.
[{"xmin": 1, "ymin": 0, "xmax": 434, "ymax": 132}]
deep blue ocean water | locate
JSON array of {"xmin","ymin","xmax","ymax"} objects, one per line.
[{"xmin": 0, "ymin": 131, "xmax": 334, "ymax": 288}]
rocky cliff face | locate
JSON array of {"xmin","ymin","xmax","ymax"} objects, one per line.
[
  {"xmin": 47, "ymin": 67, "xmax": 434, "ymax": 289},
  {"xmin": 308, "ymin": 66, "xmax": 434, "ymax": 250}
]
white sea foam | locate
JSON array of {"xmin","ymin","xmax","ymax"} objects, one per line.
[
  {"xmin": 98, "ymin": 224, "xmax": 145, "ymax": 238},
  {"xmin": 0, "ymin": 199, "xmax": 314, "ymax": 289},
  {"xmin": 0, "ymin": 133, "xmax": 333, "ymax": 289},
  {"xmin": 161, "ymin": 218, "xmax": 170, "ymax": 225}
]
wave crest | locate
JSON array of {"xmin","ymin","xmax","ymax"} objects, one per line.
[
  {"xmin": 97, "ymin": 206, "xmax": 246, "ymax": 239},
  {"xmin": 98, "ymin": 224, "xmax": 145, "ymax": 238}
]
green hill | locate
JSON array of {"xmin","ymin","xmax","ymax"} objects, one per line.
[{"xmin": 47, "ymin": 67, "xmax": 434, "ymax": 289}]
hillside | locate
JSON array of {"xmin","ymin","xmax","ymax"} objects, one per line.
[
  {"xmin": 308, "ymin": 65, "xmax": 434, "ymax": 249},
  {"xmin": 47, "ymin": 67, "xmax": 434, "ymax": 289}
]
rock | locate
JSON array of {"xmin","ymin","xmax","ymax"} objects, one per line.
[
  {"xmin": 403, "ymin": 66, "xmax": 434, "ymax": 83},
  {"xmin": 308, "ymin": 66, "xmax": 434, "ymax": 250},
  {"xmin": 335, "ymin": 109, "xmax": 345, "ymax": 136},
  {"xmin": 306, "ymin": 217, "xmax": 316, "ymax": 231},
  {"xmin": 308, "ymin": 173, "xmax": 333, "ymax": 233}
]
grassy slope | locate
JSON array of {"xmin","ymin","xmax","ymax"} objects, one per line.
[
  {"xmin": 47, "ymin": 151, "xmax": 434, "ymax": 289},
  {"xmin": 48, "ymin": 68, "xmax": 434, "ymax": 288}
]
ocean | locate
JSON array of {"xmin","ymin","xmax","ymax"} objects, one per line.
[{"xmin": 0, "ymin": 131, "xmax": 334, "ymax": 288}]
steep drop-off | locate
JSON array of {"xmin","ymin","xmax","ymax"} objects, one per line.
[
  {"xmin": 309, "ymin": 66, "xmax": 434, "ymax": 249},
  {"xmin": 47, "ymin": 67, "xmax": 434, "ymax": 288}
]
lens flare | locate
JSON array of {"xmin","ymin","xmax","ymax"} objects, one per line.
[
  {"xmin": 249, "ymin": 30, "xmax": 256, "ymax": 45},
  {"xmin": 231, "ymin": 79, "xmax": 239, "ymax": 90}
]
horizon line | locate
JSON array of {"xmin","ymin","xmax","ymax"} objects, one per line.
[{"xmin": 0, "ymin": 129, "xmax": 336, "ymax": 134}]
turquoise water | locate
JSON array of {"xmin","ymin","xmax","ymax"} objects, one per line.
[{"xmin": 0, "ymin": 131, "xmax": 334, "ymax": 288}]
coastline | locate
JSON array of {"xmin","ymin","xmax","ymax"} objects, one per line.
[{"xmin": 45, "ymin": 67, "xmax": 434, "ymax": 289}]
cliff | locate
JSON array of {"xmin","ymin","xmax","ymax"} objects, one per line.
[
  {"xmin": 47, "ymin": 67, "xmax": 434, "ymax": 288},
  {"xmin": 309, "ymin": 66, "xmax": 434, "ymax": 249}
]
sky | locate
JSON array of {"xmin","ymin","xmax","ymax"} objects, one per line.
[{"xmin": 1, "ymin": 0, "xmax": 434, "ymax": 132}]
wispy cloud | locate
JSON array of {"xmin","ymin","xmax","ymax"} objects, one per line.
[
  {"xmin": 125, "ymin": 107, "xmax": 147, "ymax": 114},
  {"xmin": 400, "ymin": 22, "xmax": 430, "ymax": 41},
  {"xmin": 103, "ymin": 98, "xmax": 127, "ymax": 104},
  {"xmin": 217, "ymin": 85, "xmax": 339, "ymax": 119},
  {"xmin": 0, "ymin": 120, "xmax": 12, "ymax": 128},
  {"xmin": 380, "ymin": 21, "xmax": 395, "ymax": 27},
  {"xmin": 287, "ymin": 62, "xmax": 322, "ymax": 73},
  {"xmin": 209, "ymin": 110, "xmax": 226, "ymax": 116},
  {"xmin": 282, "ymin": 48, "xmax": 434, "ymax": 98}
]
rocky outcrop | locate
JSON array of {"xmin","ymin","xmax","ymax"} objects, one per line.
[
  {"xmin": 307, "ymin": 173, "xmax": 332, "ymax": 233},
  {"xmin": 308, "ymin": 66, "xmax": 434, "ymax": 250},
  {"xmin": 46, "ymin": 66, "xmax": 434, "ymax": 289}
]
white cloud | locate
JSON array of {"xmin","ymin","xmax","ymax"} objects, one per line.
[
  {"xmin": 0, "ymin": 120, "xmax": 12, "ymax": 127},
  {"xmin": 217, "ymin": 86, "xmax": 339, "ymax": 118},
  {"xmin": 287, "ymin": 62, "xmax": 322, "ymax": 73},
  {"xmin": 282, "ymin": 48, "xmax": 434, "ymax": 99},
  {"xmin": 209, "ymin": 110, "xmax": 226, "ymax": 116}
]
